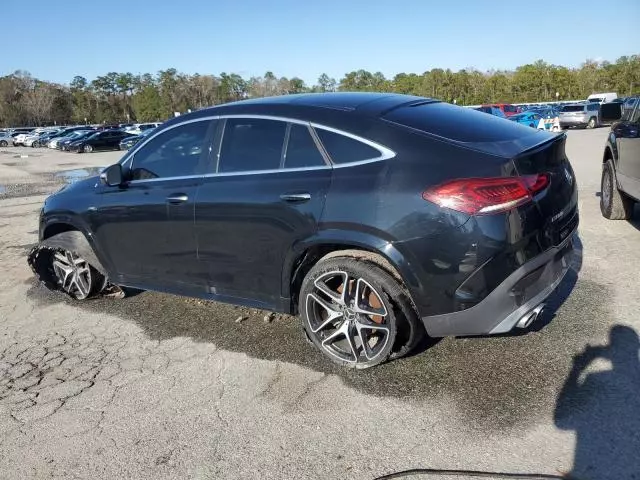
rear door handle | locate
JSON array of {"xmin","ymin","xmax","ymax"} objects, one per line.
[
  {"xmin": 280, "ymin": 193, "xmax": 311, "ymax": 203},
  {"xmin": 166, "ymin": 194, "xmax": 189, "ymax": 204}
]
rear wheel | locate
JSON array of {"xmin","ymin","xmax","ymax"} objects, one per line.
[
  {"xmin": 586, "ymin": 117, "xmax": 596, "ymax": 129},
  {"xmin": 0, "ymin": 140, "xmax": 7, "ymax": 147},
  {"xmin": 601, "ymin": 160, "xmax": 634, "ymax": 220},
  {"xmin": 83, "ymin": 144, "xmax": 93, "ymax": 153},
  {"xmin": 300, "ymin": 256, "xmax": 421, "ymax": 369}
]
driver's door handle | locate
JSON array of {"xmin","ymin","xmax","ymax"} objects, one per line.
[
  {"xmin": 280, "ymin": 193, "xmax": 311, "ymax": 203},
  {"xmin": 166, "ymin": 194, "xmax": 189, "ymax": 204}
]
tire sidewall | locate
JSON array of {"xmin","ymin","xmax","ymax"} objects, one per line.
[
  {"xmin": 600, "ymin": 162, "xmax": 613, "ymax": 217},
  {"xmin": 299, "ymin": 257, "xmax": 399, "ymax": 369}
]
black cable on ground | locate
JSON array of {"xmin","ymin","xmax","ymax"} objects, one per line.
[{"xmin": 373, "ymin": 467, "xmax": 571, "ymax": 480}]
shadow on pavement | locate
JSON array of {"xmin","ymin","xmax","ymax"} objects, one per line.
[
  {"xmin": 25, "ymin": 236, "xmax": 610, "ymax": 431},
  {"xmin": 554, "ymin": 325, "xmax": 640, "ymax": 479}
]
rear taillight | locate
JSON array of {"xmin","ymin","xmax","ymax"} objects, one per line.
[{"xmin": 422, "ymin": 174, "xmax": 549, "ymax": 215}]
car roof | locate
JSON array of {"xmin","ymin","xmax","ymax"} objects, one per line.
[{"xmin": 187, "ymin": 92, "xmax": 437, "ymax": 118}]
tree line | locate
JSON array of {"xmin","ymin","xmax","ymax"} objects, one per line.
[{"xmin": 1, "ymin": 55, "xmax": 638, "ymax": 127}]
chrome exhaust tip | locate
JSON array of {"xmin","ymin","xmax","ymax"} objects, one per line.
[{"xmin": 516, "ymin": 304, "xmax": 545, "ymax": 329}]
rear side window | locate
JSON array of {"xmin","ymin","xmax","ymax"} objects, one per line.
[
  {"xmin": 587, "ymin": 103, "xmax": 599, "ymax": 111},
  {"xmin": 131, "ymin": 120, "xmax": 214, "ymax": 180},
  {"xmin": 314, "ymin": 129, "xmax": 381, "ymax": 164},
  {"xmin": 284, "ymin": 124, "xmax": 326, "ymax": 169},
  {"xmin": 218, "ymin": 118, "xmax": 286, "ymax": 173}
]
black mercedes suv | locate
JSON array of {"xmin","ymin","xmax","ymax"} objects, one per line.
[{"xmin": 29, "ymin": 93, "xmax": 578, "ymax": 368}]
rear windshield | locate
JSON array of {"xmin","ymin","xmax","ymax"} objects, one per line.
[
  {"xmin": 561, "ymin": 105, "xmax": 585, "ymax": 112},
  {"xmin": 383, "ymin": 102, "xmax": 532, "ymax": 143}
]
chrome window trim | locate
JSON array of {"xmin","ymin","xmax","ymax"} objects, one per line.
[
  {"xmin": 128, "ymin": 164, "xmax": 332, "ymax": 184},
  {"xmin": 310, "ymin": 123, "xmax": 396, "ymax": 164},
  {"xmin": 123, "ymin": 113, "xmax": 395, "ymax": 184}
]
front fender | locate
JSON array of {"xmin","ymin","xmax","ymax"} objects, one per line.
[{"xmin": 40, "ymin": 212, "xmax": 113, "ymax": 277}]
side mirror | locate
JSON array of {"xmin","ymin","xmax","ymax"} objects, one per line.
[
  {"xmin": 100, "ymin": 163, "xmax": 123, "ymax": 186},
  {"xmin": 600, "ymin": 103, "xmax": 622, "ymax": 123}
]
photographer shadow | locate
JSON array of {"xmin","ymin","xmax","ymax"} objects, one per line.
[{"xmin": 554, "ymin": 325, "xmax": 640, "ymax": 479}]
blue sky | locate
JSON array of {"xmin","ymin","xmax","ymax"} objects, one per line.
[{"xmin": 2, "ymin": 0, "xmax": 638, "ymax": 86}]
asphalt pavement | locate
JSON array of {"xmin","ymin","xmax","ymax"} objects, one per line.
[{"xmin": 0, "ymin": 129, "xmax": 639, "ymax": 479}]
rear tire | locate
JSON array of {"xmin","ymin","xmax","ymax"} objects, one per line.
[
  {"xmin": 83, "ymin": 144, "xmax": 93, "ymax": 153},
  {"xmin": 0, "ymin": 140, "xmax": 7, "ymax": 147},
  {"xmin": 600, "ymin": 160, "xmax": 634, "ymax": 220},
  {"xmin": 299, "ymin": 255, "xmax": 423, "ymax": 369},
  {"xmin": 586, "ymin": 117, "xmax": 596, "ymax": 129}
]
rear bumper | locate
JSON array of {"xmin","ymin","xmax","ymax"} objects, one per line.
[
  {"xmin": 422, "ymin": 231, "xmax": 576, "ymax": 337},
  {"xmin": 559, "ymin": 117, "xmax": 587, "ymax": 127}
]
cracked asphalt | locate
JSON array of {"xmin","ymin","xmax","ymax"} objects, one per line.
[{"xmin": 1, "ymin": 131, "xmax": 639, "ymax": 479}]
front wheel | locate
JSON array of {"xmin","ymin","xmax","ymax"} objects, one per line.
[
  {"xmin": 32, "ymin": 141, "xmax": 39, "ymax": 148},
  {"xmin": 601, "ymin": 160, "xmax": 634, "ymax": 220},
  {"xmin": 83, "ymin": 144, "xmax": 93, "ymax": 153},
  {"xmin": 0, "ymin": 140, "xmax": 7, "ymax": 147},
  {"xmin": 300, "ymin": 256, "xmax": 419, "ymax": 369}
]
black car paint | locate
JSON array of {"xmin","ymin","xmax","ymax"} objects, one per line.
[
  {"xmin": 605, "ymin": 96, "xmax": 640, "ymax": 201},
  {"xmin": 39, "ymin": 93, "xmax": 578, "ymax": 336},
  {"xmin": 69, "ymin": 130, "xmax": 134, "ymax": 152}
]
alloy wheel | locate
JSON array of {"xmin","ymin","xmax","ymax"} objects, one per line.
[
  {"xmin": 305, "ymin": 270, "xmax": 391, "ymax": 365},
  {"xmin": 0, "ymin": 140, "xmax": 7, "ymax": 147},
  {"xmin": 84, "ymin": 145, "xmax": 93, "ymax": 153},
  {"xmin": 51, "ymin": 250, "xmax": 93, "ymax": 300}
]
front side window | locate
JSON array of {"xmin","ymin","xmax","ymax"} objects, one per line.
[
  {"xmin": 314, "ymin": 128, "xmax": 382, "ymax": 164},
  {"xmin": 131, "ymin": 120, "xmax": 214, "ymax": 180},
  {"xmin": 218, "ymin": 118, "xmax": 286, "ymax": 173},
  {"xmin": 284, "ymin": 124, "xmax": 326, "ymax": 169}
]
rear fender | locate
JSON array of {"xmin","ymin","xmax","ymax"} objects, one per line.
[{"xmin": 281, "ymin": 229, "xmax": 422, "ymax": 303}]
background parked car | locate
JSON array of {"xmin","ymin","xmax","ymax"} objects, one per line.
[
  {"xmin": 68, "ymin": 129, "xmax": 135, "ymax": 153},
  {"xmin": 559, "ymin": 103, "xmax": 601, "ymax": 129},
  {"xmin": 58, "ymin": 130, "xmax": 96, "ymax": 151},
  {"xmin": 508, "ymin": 111, "xmax": 542, "ymax": 128},
  {"xmin": 481, "ymin": 103, "xmax": 520, "ymax": 117},
  {"xmin": 24, "ymin": 129, "xmax": 61, "ymax": 147},
  {"xmin": 600, "ymin": 96, "xmax": 640, "ymax": 220},
  {"xmin": 119, "ymin": 127, "xmax": 155, "ymax": 150},
  {"xmin": 47, "ymin": 127, "xmax": 96, "ymax": 148},
  {"xmin": 124, "ymin": 122, "xmax": 162, "ymax": 135},
  {"xmin": 0, "ymin": 131, "xmax": 14, "ymax": 147},
  {"xmin": 475, "ymin": 106, "xmax": 507, "ymax": 118}
]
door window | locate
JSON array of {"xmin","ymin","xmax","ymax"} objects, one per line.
[
  {"xmin": 218, "ymin": 118, "xmax": 286, "ymax": 173},
  {"xmin": 284, "ymin": 124, "xmax": 326, "ymax": 169},
  {"xmin": 130, "ymin": 120, "xmax": 214, "ymax": 180},
  {"xmin": 314, "ymin": 128, "xmax": 382, "ymax": 164}
]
